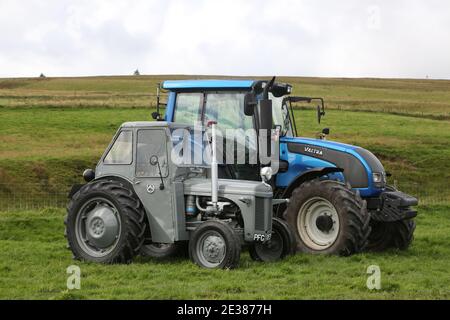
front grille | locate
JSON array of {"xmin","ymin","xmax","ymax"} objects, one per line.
[{"xmin": 255, "ymin": 197, "xmax": 271, "ymax": 231}]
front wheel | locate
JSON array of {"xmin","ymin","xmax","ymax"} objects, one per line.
[
  {"xmin": 367, "ymin": 219, "xmax": 416, "ymax": 251},
  {"xmin": 285, "ymin": 179, "xmax": 371, "ymax": 256},
  {"xmin": 249, "ymin": 218, "xmax": 296, "ymax": 262},
  {"xmin": 189, "ymin": 221, "xmax": 241, "ymax": 269}
]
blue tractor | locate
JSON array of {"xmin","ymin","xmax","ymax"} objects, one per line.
[{"xmin": 150, "ymin": 77, "xmax": 418, "ymax": 256}]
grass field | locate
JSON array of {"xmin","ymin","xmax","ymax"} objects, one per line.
[
  {"xmin": 0, "ymin": 206, "xmax": 448, "ymax": 299},
  {"xmin": 2, "ymin": 76, "xmax": 450, "ymax": 119},
  {"xmin": 0, "ymin": 75, "xmax": 449, "ymax": 299}
]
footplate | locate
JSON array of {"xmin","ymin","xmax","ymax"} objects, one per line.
[{"xmin": 370, "ymin": 190, "xmax": 418, "ymax": 222}]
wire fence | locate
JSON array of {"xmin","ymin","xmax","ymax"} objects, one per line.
[
  {"xmin": 0, "ymin": 183, "xmax": 70, "ymax": 211},
  {"xmin": 0, "ymin": 181, "xmax": 448, "ymax": 211}
]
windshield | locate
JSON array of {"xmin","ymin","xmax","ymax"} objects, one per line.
[
  {"xmin": 271, "ymin": 94, "xmax": 294, "ymax": 137},
  {"xmin": 204, "ymin": 93, "xmax": 254, "ymax": 131},
  {"xmin": 174, "ymin": 92, "xmax": 254, "ymax": 131},
  {"xmin": 173, "ymin": 91, "xmax": 294, "ymax": 137},
  {"xmin": 173, "ymin": 92, "xmax": 258, "ymax": 168}
]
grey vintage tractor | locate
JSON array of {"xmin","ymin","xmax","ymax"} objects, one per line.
[{"xmin": 65, "ymin": 121, "xmax": 295, "ymax": 268}]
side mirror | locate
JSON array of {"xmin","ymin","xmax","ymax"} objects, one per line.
[
  {"xmin": 149, "ymin": 155, "xmax": 165, "ymax": 190},
  {"xmin": 244, "ymin": 92, "xmax": 257, "ymax": 116},
  {"xmin": 258, "ymin": 99, "xmax": 273, "ymax": 157},
  {"xmin": 259, "ymin": 99, "xmax": 273, "ymax": 131}
]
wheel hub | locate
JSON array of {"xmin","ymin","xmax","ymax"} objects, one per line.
[
  {"xmin": 201, "ymin": 235, "xmax": 225, "ymax": 264},
  {"xmin": 316, "ymin": 214, "xmax": 334, "ymax": 233},
  {"xmin": 90, "ymin": 218, "xmax": 105, "ymax": 236},
  {"xmin": 85, "ymin": 204, "xmax": 120, "ymax": 249}
]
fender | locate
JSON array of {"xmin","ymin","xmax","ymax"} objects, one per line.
[
  {"xmin": 95, "ymin": 175, "xmax": 135, "ymax": 190},
  {"xmin": 275, "ymin": 167, "xmax": 344, "ymax": 216},
  {"xmin": 68, "ymin": 175, "xmax": 135, "ymax": 199}
]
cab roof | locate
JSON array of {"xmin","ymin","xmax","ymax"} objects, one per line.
[{"xmin": 162, "ymin": 80, "xmax": 255, "ymax": 91}]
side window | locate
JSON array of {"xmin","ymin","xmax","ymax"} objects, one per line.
[
  {"xmin": 136, "ymin": 129, "xmax": 168, "ymax": 178},
  {"xmin": 174, "ymin": 93, "xmax": 202, "ymax": 125},
  {"xmin": 104, "ymin": 131, "xmax": 133, "ymax": 164}
]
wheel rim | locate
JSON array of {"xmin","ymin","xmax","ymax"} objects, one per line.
[
  {"xmin": 196, "ymin": 231, "xmax": 226, "ymax": 268},
  {"xmin": 254, "ymin": 231, "xmax": 283, "ymax": 261},
  {"xmin": 75, "ymin": 197, "xmax": 122, "ymax": 258},
  {"xmin": 297, "ymin": 197, "xmax": 340, "ymax": 250}
]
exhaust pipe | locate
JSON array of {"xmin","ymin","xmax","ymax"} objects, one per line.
[{"xmin": 207, "ymin": 121, "xmax": 218, "ymax": 211}]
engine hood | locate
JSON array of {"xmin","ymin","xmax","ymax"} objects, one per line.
[
  {"xmin": 183, "ymin": 178, "xmax": 273, "ymax": 198},
  {"xmin": 282, "ymin": 137, "xmax": 359, "ymax": 151},
  {"xmin": 281, "ymin": 136, "xmax": 385, "ymax": 189}
]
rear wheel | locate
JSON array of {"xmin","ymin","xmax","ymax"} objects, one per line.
[
  {"xmin": 249, "ymin": 218, "xmax": 296, "ymax": 262},
  {"xmin": 285, "ymin": 179, "xmax": 371, "ymax": 256},
  {"xmin": 189, "ymin": 221, "xmax": 241, "ymax": 269},
  {"xmin": 65, "ymin": 180, "xmax": 145, "ymax": 264},
  {"xmin": 367, "ymin": 219, "xmax": 416, "ymax": 251}
]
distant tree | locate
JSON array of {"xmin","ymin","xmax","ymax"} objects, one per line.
[
  {"xmin": 134, "ymin": 69, "xmax": 140, "ymax": 76},
  {"xmin": 39, "ymin": 73, "xmax": 46, "ymax": 78}
]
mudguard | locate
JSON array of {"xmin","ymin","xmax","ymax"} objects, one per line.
[{"xmin": 275, "ymin": 167, "xmax": 344, "ymax": 216}]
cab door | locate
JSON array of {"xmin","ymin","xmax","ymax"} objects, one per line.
[{"xmin": 132, "ymin": 128, "xmax": 175, "ymax": 243}]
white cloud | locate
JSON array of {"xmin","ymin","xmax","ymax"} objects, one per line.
[{"xmin": 0, "ymin": 0, "xmax": 449, "ymax": 78}]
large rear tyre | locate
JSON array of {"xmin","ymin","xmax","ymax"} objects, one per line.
[
  {"xmin": 367, "ymin": 219, "xmax": 416, "ymax": 251},
  {"xmin": 65, "ymin": 180, "xmax": 145, "ymax": 264},
  {"xmin": 249, "ymin": 218, "xmax": 296, "ymax": 262},
  {"xmin": 285, "ymin": 179, "xmax": 371, "ymax": 256},
  {"xmin": 189, "ymin": 221, "xmax": 241, "ymax": 269}
]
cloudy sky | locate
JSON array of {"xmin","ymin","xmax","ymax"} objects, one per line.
[{"xmin": 0, "ymin": 0, "xmax": 449, "ymax": 79}]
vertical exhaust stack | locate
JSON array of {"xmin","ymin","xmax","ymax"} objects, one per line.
[{"xmin": 207, "ymin": 121, "xmax": 218, "ymax": 211}]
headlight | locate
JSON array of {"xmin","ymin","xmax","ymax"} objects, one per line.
[
  {"xmin": 373, "ymin": 172, "xmax": 383, "ymax": 183},
  {"xmin": 372, "ymin": 172, "xmax": 386, "ymax": 187},
  {"xmin": 260, "ymin": 167, "xmax": 273, "ymax": 182}
]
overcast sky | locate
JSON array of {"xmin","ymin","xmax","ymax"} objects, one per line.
[{"xmin": 0, "ymin": 0, "xmax": 449, "ymax": 79}]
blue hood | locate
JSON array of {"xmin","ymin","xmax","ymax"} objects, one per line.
[
  {"xmin": 280, "ymin": 136, "xmax": 386, "ymax": 196},
  {"xmin": 281, "ymin": 136, "xmax": 359, "ymax": 153}
]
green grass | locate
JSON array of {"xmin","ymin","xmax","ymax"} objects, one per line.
[{"xmin": 0, "ymin": 206, "xmax": 448, "ymax": 300}]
